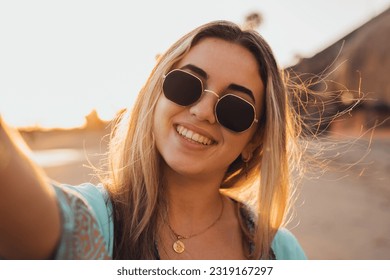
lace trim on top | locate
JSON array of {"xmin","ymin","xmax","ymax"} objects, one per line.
[{"xmin": 54, "ymin": 186, "xmax": 110, "ymax": 259}]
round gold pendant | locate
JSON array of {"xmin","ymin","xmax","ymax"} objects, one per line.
[{"xmin": 173, "ymin": 240, "xmax": 185, "ymax": 253}]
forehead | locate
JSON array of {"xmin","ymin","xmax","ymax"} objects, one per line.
[{"xmin": 176, "ymin": 38, "xmax": 264, "ymax": 107}]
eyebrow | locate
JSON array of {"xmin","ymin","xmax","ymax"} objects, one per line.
[
  {"xmin": 227, "ymin": 84, "xmax": 255, "ymax": 102},
  {"xmin": 180, "ymin": 64, "xmax": 255, "ymax": 102},
  {"xmin": 180, "ymin": 64, "xmax": 208, "ymax": 79}
]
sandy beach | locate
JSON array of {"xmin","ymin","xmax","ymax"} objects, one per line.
[
  {"xmin": 21, "ymin": 127, "xmax": 390, "ymax": 260},
  {"xmin": 292, "ymin": 137, "xmax": 390, "ymax": 259}
]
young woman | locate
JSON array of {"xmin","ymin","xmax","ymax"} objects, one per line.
[{"xmin": 0, "ymin": 20, "xmax": 306, "ymax": 260}]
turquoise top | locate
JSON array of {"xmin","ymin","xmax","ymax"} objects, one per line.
[{"xmin": 53, "ymin": 183, "xmax": 307, "ymax": 260}]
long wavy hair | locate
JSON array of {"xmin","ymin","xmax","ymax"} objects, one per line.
[{"xmin": 104, "ymin": 20, "xmax": 300, "ymax": 259}]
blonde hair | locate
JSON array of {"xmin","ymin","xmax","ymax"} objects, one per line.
[{"xmin": 104, "ymin": 21, "xmax": 301, "ymax": 259}]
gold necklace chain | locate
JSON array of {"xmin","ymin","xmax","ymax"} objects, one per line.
[{"xmin": 167, "ymin": 198, "xmax": 224, "ymax": 254}]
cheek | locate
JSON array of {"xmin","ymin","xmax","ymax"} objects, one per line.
[
  {"xmin": 154, "ymin": 96, "xmax": 172, "ymax": 124},
  {"xmin": 154, "ymin": 96, "xmax": 179, "ymax": 126},
  {"xmin": 223, "ymin": 132, "xmax": 254, "ymax": 160},
  {"xmin": 153, "ymin": 96, "xmax": 181, "ymax": 141}
]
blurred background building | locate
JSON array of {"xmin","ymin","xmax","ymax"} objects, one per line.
[{"xmin": 288, "ymin": 8, "xmax": 389, "ymax": 135}]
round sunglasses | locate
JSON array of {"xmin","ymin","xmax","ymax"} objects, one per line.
[{"xmin": 162, "ymin": 69, "xmax": 258, "ymax": 133}]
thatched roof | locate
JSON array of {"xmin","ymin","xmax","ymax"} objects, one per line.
[{"xmin": 289, "ymin": 7, "xmax": 390, "ymax": 109}]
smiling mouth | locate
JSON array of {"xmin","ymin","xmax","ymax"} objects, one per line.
[{"xmin": 176, "ymin": 125, "xmax": 215, "ymax": 146}]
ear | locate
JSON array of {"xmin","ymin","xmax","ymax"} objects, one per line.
[
  {"xmin": 241, "ymin": 141, "xmax": 256, "ymax": 162},
  {"xmin": 241, "ymin": 132, "xmax": 263, "ymax": 161}
]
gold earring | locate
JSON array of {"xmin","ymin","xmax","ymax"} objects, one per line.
[
  {"xmin": 241, "ymin": 154, "xmax": 251, "ymax": 179},
  {"xmin": 241, "ymin": 153, "xmax": 252, "ymax": 163}
]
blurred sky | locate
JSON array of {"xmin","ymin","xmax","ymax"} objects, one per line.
[{"xmin": 1, "ymin": 0, "xmax": 389, "ymax": 128}]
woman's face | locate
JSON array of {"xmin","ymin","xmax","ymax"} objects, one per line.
[{"xmin": 153, "ymin": 37, "xmax": 264, "ymax": 179}]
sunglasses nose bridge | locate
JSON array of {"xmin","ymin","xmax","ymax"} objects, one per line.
[
  {"xmin": 188, "ymin": 89, "xmax": 218, "ymax": 125},
  {"xmin": 203, "ymin": 89, "xmax": 219, "ymax": 99}
]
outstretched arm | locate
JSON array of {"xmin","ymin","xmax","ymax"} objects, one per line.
[{"xmin": 0, "ymin": 117, "xmax": 61, "ymax": 259}]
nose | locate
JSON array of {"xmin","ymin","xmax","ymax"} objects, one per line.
[{"xmin": 188, "ymin": 89, "xmax": 219, "ymax": 124}]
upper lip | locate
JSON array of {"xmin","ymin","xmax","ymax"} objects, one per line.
[{"xmin": 175, "ymin": 122, "xmax": 218, "ymax": 143}]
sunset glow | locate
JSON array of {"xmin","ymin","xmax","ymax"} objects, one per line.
[{"xmin": 1, "ymin": 0, "xmax": 389, "ymax": 128}]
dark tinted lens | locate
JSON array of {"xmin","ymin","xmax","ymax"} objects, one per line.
[
  {"xmin": 216, "ymin": 95, "xmax": 255, "ymax": 132},
  {"xmin": 163, "ymin": 70, "xmax": 203, "ymax": 106}
]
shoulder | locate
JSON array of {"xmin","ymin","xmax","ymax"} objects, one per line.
[
  {"xmin": 235, "ymin": 201, "xmax": 306, "ymax": 260},
  {"xmin": 52, "ymin": 182, "xmax": 114, "ymax": 259},
  {"xmin": 271, "ymin": 228, "xmax": 307, "ymax": 260},
  {"xmin": 54, "ymin": 183, "xmax": 113, "ymax": 227},
  {"xmin": 57, "ymin": 183, "xmax": 111, "ymax": 213}
]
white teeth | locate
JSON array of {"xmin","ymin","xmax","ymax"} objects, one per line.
[
  {"xmin": 186, "ymin": 130, "xmax": 193, "ymax": 139},
  {"xmin": 176, "ymin": 125, "xmax": 213, "ymax": 145},
  {"xmin": 192, "ymin": 133, "xmax": 199, "ymax": 142}
]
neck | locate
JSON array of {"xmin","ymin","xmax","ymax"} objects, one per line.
[{"xmin": 162, "ymin": 165, "xmax": 225, "ymax": 230}]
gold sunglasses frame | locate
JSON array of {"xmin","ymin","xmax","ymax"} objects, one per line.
[{"xmin": 163, "ymin": 69, "xmax": 258, "ymax": 133}]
